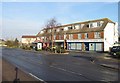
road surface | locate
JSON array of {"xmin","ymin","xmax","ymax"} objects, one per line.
[{"xmin": 2, "ymin": 47, "xmax": 119, "ymax": 82}]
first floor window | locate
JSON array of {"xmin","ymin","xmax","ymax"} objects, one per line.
[
  {"xmin": 85, "ymin": 33, "xmax": 88, "ymax": 39},
  {"xmin": 78, "ymin": 34, "xmax": 81, "ymax": 39},
  {"xmin": 69, "ymin": 34, "xmax": 73, "ymax": 39},
  {"xmin": 64, "ymin": 34, "xmax": 67, "ymax": 39},
  {"xmin": 59, "ymin": 35, "xmax": 61, "ymax": 39},
  {"xmin": 94, "ymin": 32, "xmax": 101, "ymax": 38},
  {"xmin": 54, "ymin": 35, "xmax": 56, "ymax": 40}
]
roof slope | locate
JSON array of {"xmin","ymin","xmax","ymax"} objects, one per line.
[
  {"xmin": 22, "ymin": 35, "xmax": 36, "ymax": 38},
  {"xmin": 37, "ymin": 18, "xmax": 115, "ymax": 36}
]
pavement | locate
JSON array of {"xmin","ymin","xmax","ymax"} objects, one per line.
[
  {"xmin": 2, "ymin": 59, "xmax": 41, "ymax": 82},
  {"xmin": 0, "ymin": 58, "xmax": 2, "ymax": 83},
  {"xmin": 32, "ymin": 50, "xmax": 120, "ymax": 70},
  {"xmin": 68, "ymin": 51, "xmax": 119, "ymax": 70},
  {"xmin": 72, "ymin": 51, "xmax": 119, "ymax": 70}
]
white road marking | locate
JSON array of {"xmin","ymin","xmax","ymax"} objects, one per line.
[
  {"xmin": 29, "ymin": 73, "xmax": 45, "ymax": 82},
  {"xmin": 50, "ymin": 65, "xmax": 82, "ymax": 76}
]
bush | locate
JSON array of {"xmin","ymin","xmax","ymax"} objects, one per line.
[
  {"xmin": 49, "ymin": 46, "xmax": 56, "ymax": 52},
  {"xmin": 5, "ymin": 38, "xmax": 19, "ymax": 48},
  {"xmin": 61, "ymin": 49, "xmax": 65, "ymax": 53},
  {"xmin": 56, "ymin": 46, "xmax": 65, "ymax": 53},
  {"xmin": 37, "ymin": 49, "xmax": 42, "ymax": 51},
  {"xmin": 21, "ymin": 45, "xmax": 32, "ymax": 50},
  {"xmin": 46, "ymin": 47, "xmax": 51, "ymax": 51},
  {"xmin": 116, "ymin": 52, "xmax": 120, "ymax": 58}
]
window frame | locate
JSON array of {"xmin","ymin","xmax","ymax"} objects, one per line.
[
  {"xmin": 94, "ymin": 32, "xmax": 101, "ymax": 38},
  {"xmin": 78, "ymin": 34, "xmax": 81, "ymax": 39},
  {"xmin": 85, "ymin": 33, "xmax": 88, "ymax": 39}
]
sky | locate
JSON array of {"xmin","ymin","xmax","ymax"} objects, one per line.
[{"xmin": 0, "ymin": 1, "xmax": 119, "ymax": 41}]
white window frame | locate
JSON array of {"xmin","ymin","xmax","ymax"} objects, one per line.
[
  {"xmin": 59, "ymin": 35, "xmax": 61, "ymax": 40},
  {"xmin": 56, "ymin": 29, "xmax": 60, "ymax": 32},
  {"xmin": 69, "ymin": 34, "xmax": 73, "ymax": 39},
  {"xmin": 74, "ymin": 24, "xmax": 80, "ymax": 29},
  {"xmin": 64, "ymin": 34, "xmax": 67, "ymax": 39},
  {"xmin": 85, "ymin": 33, "xmax": 88, "ymax": 39},
  {"xmin": 94, "ymin": 32, "xmax": 101, "ymax": 38},
  {"xmin": 89, "ymin": 23, "xmax": 93, "ymax": 28},
  {"xmin": 54, "ymin": 35, "xmax": 56, "ymax": 40},
  {"xmin": 68, "ymin": 26, "xmax": 73, "ymax": 30},
  {"xmin": 97, "ymin": 21, "xmax": 104, "ymax": 27},
  {"xmin": 64, "ymin": 27, "xmax": 68, "ymax": 31},
  {"xmin": 78, "ymin": 34, "xmax": 81, "ymax": 39},
  {"xmin": 48, "ymin": 29, "xmax": 51, "ymax": 33},
  {"xmin": 81, "ymin": 24, "xmax": 84, "ymax": 28},
  {"xmin": 40, "ymin": 31, "xmax": 44, "ymax": 34},
  {"xmin": 97, "ymin": 22, "xmax": 101, "ymax": 27}
]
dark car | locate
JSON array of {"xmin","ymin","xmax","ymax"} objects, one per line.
[{"xmin": 110, "ymin": 46, "xmax": 120, "ymax": 57}]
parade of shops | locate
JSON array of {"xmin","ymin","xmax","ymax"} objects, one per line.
[{"xmin": 22, "ymin": 18, "xmax": 118, "ymax": 52}]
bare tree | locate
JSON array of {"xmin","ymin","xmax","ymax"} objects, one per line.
[
  {"xmin": 45, "ymin": 17, "xmax": 61, "ymax": 29},
  {"xmin": 44, "ymin": 17, "xmax": 61, "ymax": 48},
  {"xmin": 14, "ymin": 38, "xmax": 19, "ymax": 47}
]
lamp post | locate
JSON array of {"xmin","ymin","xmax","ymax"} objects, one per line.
[
  {"xmin": 52, "ymin": 27, "xmax": 56, "ymax": 48},
  {"xmin": 64, "ymin": 32, "xmax": 66, "ymax": 49}
]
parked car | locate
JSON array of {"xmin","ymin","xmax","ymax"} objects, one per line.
[{"xmin": 110, "ymin": 46, "xmax": 120, "ymax": 58}]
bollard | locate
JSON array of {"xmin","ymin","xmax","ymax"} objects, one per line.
[{"xmin": 13, "ymin": 67, "xmax": 20, "ymax": 83}]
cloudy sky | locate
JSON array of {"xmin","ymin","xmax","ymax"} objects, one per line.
[{"xmin": 0, "ymin": 1, "xmax": 119, "ymax": 40}]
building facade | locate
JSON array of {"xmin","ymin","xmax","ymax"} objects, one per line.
[
  {"xmin": 37, "ymin": 18, "xmax": 118, "ymax": 52},
  {"xmin": 21, "ymin": 35, "xmax": 37, "ymax": 45},
  {"xmin": 0, "ymin": 39, "xmax": 6, "ymax": 46}
]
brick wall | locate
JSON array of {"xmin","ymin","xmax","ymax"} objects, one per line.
[{"xmin": 73, "ymin": 34, "xmax": 78, "ymax": 39}]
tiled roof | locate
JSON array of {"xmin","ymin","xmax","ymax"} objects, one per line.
[
  {"xmin": 66, "ymin": 21, "xmax": 107, "ymax": 34},
  {"xmin": 22, "ymin": 35, "xmax": 36, "ymax": 38},
  {"xmin": 37, "ymin": 18, "xmax": 114, "ymax": 36},
  {"xmin": 33, "ymin": 40, "xmax": 43, "ymax": 43}
]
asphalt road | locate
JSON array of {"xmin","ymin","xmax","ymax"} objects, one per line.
[{"xmin": 2, "ymin": 47, "xmax": 119, "ymax": 82}]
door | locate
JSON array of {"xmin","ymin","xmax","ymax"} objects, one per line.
[
  {"xmin": 89, "ymin": 43, "xmax": 95, "ymax": 51},
  {"xmin": 84, "ymin": 42, "xmax": 89, "ymax": 51}
]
